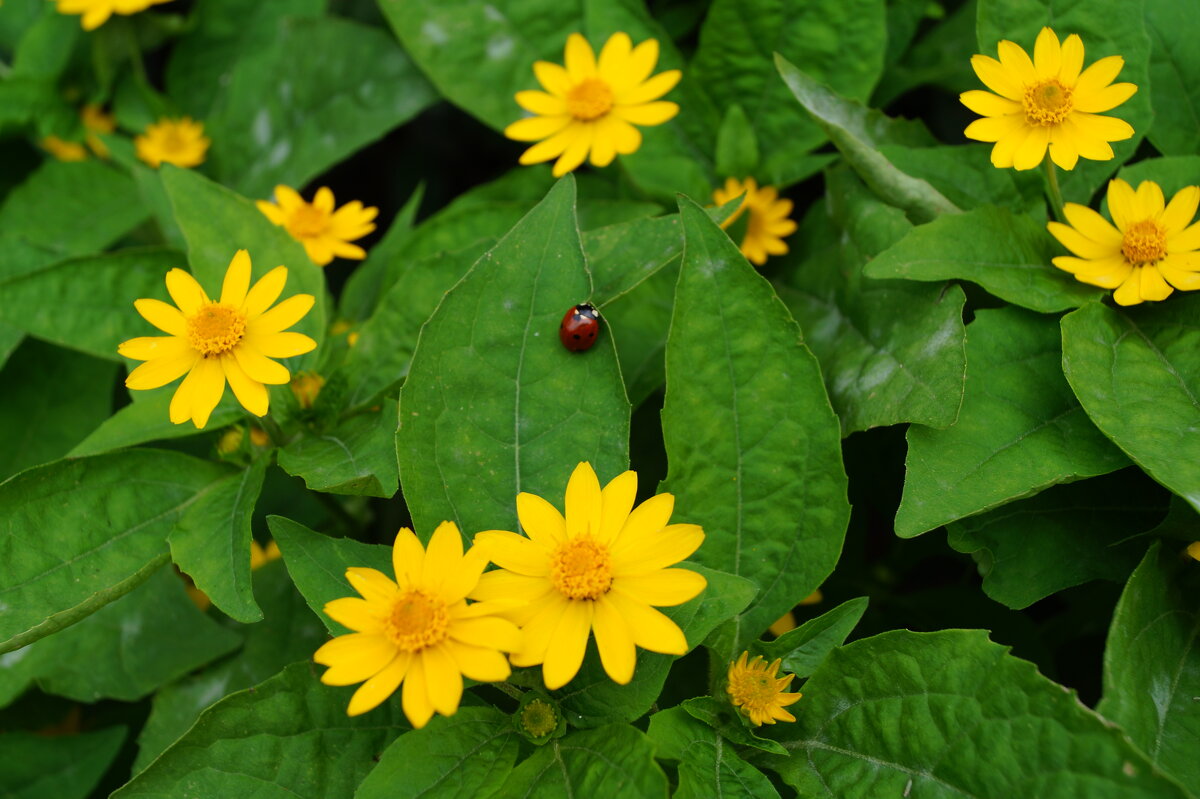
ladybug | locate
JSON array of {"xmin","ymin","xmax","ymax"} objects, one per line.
[{"xmin": 559, "ymin": 303, "xmax": 600, "ymax": 352}]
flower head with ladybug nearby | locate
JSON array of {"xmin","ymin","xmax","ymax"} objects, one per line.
[
  {"xmin": 506, "ymin": 32, "xmax": 681, "ymax": 177},
  {"xmin": 117, "ymin": 250, "xmax": 317, "ymax": 428},
  {"xmin": 712, "ymin": 177, "xmax": 798, "ymax": 266},
  {"xmin": 1047, "ymin": 179, "xmax": 1200, "ymax": 306},
  {"xmin": 471, "ymin": 462, "xmax": 707, "ymax": 690},
  {"xmin": 314, "ymin": 522, "xmax": 523, "ymax": 728},
  {"xmin": 961, "ymin": 27, "xmax": 1136, "ymax": 171}
]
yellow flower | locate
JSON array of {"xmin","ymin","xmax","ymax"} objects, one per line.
[
  {"xmin": 216, "ymin": 426, "xmax": 244, "ymax": 455},
  {"xmin": 1188, "ymin": 542, "xmax": 1200, "ymax": 562},
  {"xmin": 961, "ymin": 27, "xmax": 1136, "ymax": 171},
  {"xmin": 505, "ymin": 32, "xmax": 680, "ymax": 177},
  {"xmin": 256, "ymin": 186, "xmax": 378, "ymax": 267},
  {"xmin": 41, "ymin": 135, "xmax": 88, "ymax": 162},
  {"xmin": 726, "ymin": 652, "xmax": 802, "ymax": 726},
  {"xmin": 314, "ymin": 523, "xmax": 523, "ymax": 726},
  {"xmin": 712, "ymin": 177, "xmax": 798, "ymax": 266},
  {"xmin": 472, "ymin": 462, "xmax": 707, "ymax": 690},
  {"xmin": 81, "ymin": 104, "xmax": 115, "ymax": 158},
  {"xmin": 135, "ymin": 117, "xmax": 210, "ymax": 169},
  {"xmin": 1047, "ymin": 179, "xmax": 1200, "ymax": 306},
  {"xmin": 248, "ymin": 426, "xmax": 271, "ymax": 447},
  {"xmin": 289, "ymin": 371, "xmax": 324, "ymax": 409},
  {"xmin": 51, "ymin": 0, "xmax": 172, "ymax": 30},
  {"xmin": 117, "ymin": 250, "xmax": 317, "ymax": 428}
]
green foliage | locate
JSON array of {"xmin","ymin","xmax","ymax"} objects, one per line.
[
  {"xmin": 648, "ymin": 706, "xmax": 780, "ymax": 799},
  {"xmin": 0, "ymin": 727, "xmax": 126, "ymax": 799},
  {"xmin": 493, "ymin": 724, "xmax": 668, "ymax": 798}
]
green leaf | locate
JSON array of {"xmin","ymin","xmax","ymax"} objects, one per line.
[
  {"xmin": 112, "ymin": 661, "xmax": 410, "ymax": 799},
  {"xmin": 169, "ymin": 456, "xmax": 269, "ymax": 623},
  {"xmin": 1119, "ymin": 156, "xmax": 1200, "ymax": 198},
  {"xmin": 0, "ymin": 568, "xmax": 241, "ymax": 707},
  {"xmin": 0, "ymin": 727, "xmax": 125, "ymax": 799},
  {"xmin": 553, "ymin": 564, "xmax": 756, "ymax": 728},
  {"xmin": 1100, "ymin": 542, "xmax": 1200, "ymax": 793},
  {"xmin": 774, "ymin": 54, "xmax": 957, "ymax": 223},
  {"xmin": 69, "ymin": 392, "xmax": 243, "ymax": 457},
  {"xmin": 269, "ymin": 515, "xmax": 391, "ymax": 635},
  {"xmin": 1061, "ymin": 297, "xmax": 1200, "ymax": 513},
  {"xmin": 205, "ymin": 17, "xmax": 436, "ymax": 197},
  {"xmin": 872, "ymin": 0, "xmax": 977, "ymax": 106},
  {"xmin": 661, "ymin": 196, "xmax": 849, "ymax": 650},
  {"xmin": 134, "ymin": 560, "xmax": 328, "ymax": 771},
  {"xmin": 778, "ymin": 170, "xmax": 967, "ymax": 434},
  {"xmin": 492, "ymin": 724, "xmax": 668, "ymax": 799},
  {"xmin": 947, "ymin": 470, "xmax": 1168, "ymax": 609},
  {"xmin": 354, "ymin": 707, "xmax": 519, "ymax": 799},
  {"xmin": 648, "ymin": 706, "xmax": 781, "ymax": 799},
  {"xmin": 693, "ymin": 0, "xmax": 887, "ymax": 187},
  {"xmin": 0, "ymin": 161, "xmax": 148, "ymax": 279},
  {"xmin": 763, "ymin": 629, "xmax": 1192, "ymax": 798},
  {"xmin": 397, "ymin": 176, "xmax": 630, "ymax": 538},
  {"xmin": 864, "ymin": 205, "xmax": 1106, "ymax": 312},
  {"xmin": 0, "ymin": 449, "xmax": 230, "ymax": 649},
  {"xmin": 160, "ymin": 164, "xmax": 325, "ymax": 368},
  {"xmin": 680, "ymin": 696, "xmax": 787, "ymax": 756},
  {"xmin": 714, "ymin": 104, "xmax": 760, "ymax": 180},
  {"xmin": 896, "ymin": 307, "xmax": 1128, "ymax": 537},
  {"xmin": 758, "ymin": 597, "xmax": 868, "ymax": 677},
  {"xmin": 0, "ymin": 321, "xmax": 21, "ymax": 370},
  {"xmin": 337, "ymin": 184, "xmax": 423, "ymax": 322},
  {"xmin": 878, "ymin": 143, "xmax": 1044, "ymax": 213},
  {"xmin": 975, "ymin": 0, "xmax": 1152, "ymax": 201},
  {"xmin": 278, "ymin": 402, "xmax": 399, "ymax": 497},
  {"xmin": 0, "ymin": 340, "xmax": 116, "ymax": 481},
  {"xmin": 0, "ymin": 247, "xmax": 181, "ymax": 361},
  {"xmin": 599, "ymin": 260, "xmax": 678, "ymax": 407}
]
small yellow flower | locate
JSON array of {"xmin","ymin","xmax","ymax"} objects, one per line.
[
  {"xmin": 290, "ymin": 371, "xmax": 324, "ymax": 409},
  {"xmin": 256, "ymin": 186, "xmax": 378, "ymax": 267},
  {"xmin": 41, "ymin": 135, "xmax": 88, "ymax": 162},
  {"xmin": 81, "ymin": 104, "xmax": 115, "ymax": 158},
  {"xmin": 472, "ymin": 462, "xmax": 707, "ymax": 690},
  {"xmin": 712, "ymin": 177, "xmax": 798, "ymax": 266},
  {"xmin": 1047, "ymin": 179, "xmax": 1200, "ymax": 306},
  {"xmin": 726, "ymin": 652, "xmax": 802, "ymax": 726},
  {"xmin": 506, "ymin": 32, "xmax": 681, "ymax": 177},
  {"xmin": 1188, "ymin": 542, "xmax": 1200, "ymax": 562},
  {"xmin": 314, "ymin": 523, "xmax": 523, "ymax": 726},
  {"xmin": 135, "ymin": 117, "xmax": 210, "ymax": 169},
  {"xmin": 250, "ymin": 539, "xmax": 282, "ymax": 570},
  {"xmin": 961, "ymin": 27, "xmax": 1136, "ymax": 171},
  {"xmin": 248, "ymin": 426, "xmax": 271, "ymax": 447},
  {"xmin": 216, "ymin": 426, "xmax": 244, "ymax": 455},
  {"xmin": 51, "ymin": 0, "xmax": 172, "ymax": 30},
  {"xmin": 117, "ymin": 250, "xmax": 317, "ymax": 428}
]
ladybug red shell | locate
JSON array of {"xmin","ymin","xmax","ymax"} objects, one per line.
[{"xmin": 559, "ymin": 303, "xmax": 600, "ymax": 352}]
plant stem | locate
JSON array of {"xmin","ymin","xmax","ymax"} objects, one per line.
[
  {"xmin": 495, "ymin": 682, "xmax": 524, "ymax": 700},
  {"xmin": 1043, "ymin": 159, "xmax": 1066, "ymax": 222}
]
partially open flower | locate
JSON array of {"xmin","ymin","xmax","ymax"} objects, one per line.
[{"xmin": 726, "ymin": 651, "xmax": 802, "ymax": 726}]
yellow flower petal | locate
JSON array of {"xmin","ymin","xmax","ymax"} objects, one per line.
[
  {"xmin": 613, "ymin": 568, "xmax": 706, "ymax": 607},
  {"xmin": 1107, "ymin": 179, "xmax": 1138, "ymax": 231},
  {"xmin": 392, "ymin": 527, "xmax": 425, "ymax": 587},
  {"xmin": 592, "ymin": 595, "xmax": 636, "ymax": 684},
  {"xmin": 347, "ymin": 652, "xmax": 410, "ymax": 717},
  {"xmin": 596, "ymin": 470, "xmax": 637, "ymax": 545},
  {"xmin": 996, "ymin": 39, "xmax": 1037, "ymax": 85},
  {"xmin": 1074, "ymin": 55, "xmax": 1126, "ymax": 96},
  {"xmin": 124, "ymin": 349, "xmax": 198, "ymax": 390},
  {"xmin": 1047, "ymin": 221, "xmax": 1119, "ymax": 259},
  {"xmin": 613, "ymin": 522, "xmax": 704, "ymax": 575},
  {"xmin": 518, "ymin": 126, "xmax": 579, "ymax": 165},
  {"xmin": 165, "ymin": 268, "xmax": 209, "ymax": 315},
  {"xmin": 251, "ymin": 331, "xmax": 317, "ymax": 359},
  {"xmin": 1139, "ymin": 264, "xmax": 1174, "ymax": 302},
  {"xmin": 509, "ymin": 594, "xmax": 570, "ymax": 667},
  {"xmin": 346, "ymin": 567, "xmax": 397, "ymax": 604},
  {"xmin": 542, "ymin": 599, "xmax": 593, "ymax": 690},
  {"xmin": 473, "ymin": 530, "xmax": 550, "ymax": 576},
  {"xmin": 1161, "ymin": 186, "xmax": 1200, "ymax": 236},
  {"xmin": 618, "ymin": 38, "xmax": 661, "ymax": 92},
  {"xmin": 324, "ymin": 596, "xmax": 384, "ymax": 633},
  {"xmin": 243, "ymin": 266, "xmax": 288, "ymax": 318},
  {"xmin": 1032, "ymin": 27, "xmax": 1061, "ymax": 79},
  {"xmin": 552, "ymin": 125, "xmax": 593, "ymax": 177},
  {"xmin": 313, "ymin": 186, "xmax": 335, "ymax": 213},
  {"xmin": 248, "ymin": 293, "xmax": 315, "ymax": 335},
  {"xmin": 959, "ymin": 90, "xmax": 1020, "ymax": 117},
  {"xmin": 963, "ymin": 114, "xmax": 1025, "ymax": 143},
  {"xmin": 564, "ymin": 461, "xmax": 602, "ymax": 539},
  {"xmin": 614, "ymin": 101, "xmax": 678, "ymax": 126},
  {"xmin": 446, "ymin": 640, "xmax": 512, "ymax": 682},
  {"xmin": 533, "ymin": 60, "xmax": 571, "ymax": 97},
  {"xmin": 616, "ymin": 70, "xmax": 682, "ymax": 106},
  {"xmin": 401, "ymin": 656, "xmax": 435, "ymax": 728},
  {"xmin": 421, "ymin": 646, "xmax": 463, "ymax": 717},
  {"xmin": 505, "ymin": 115, "xmax": 572, "ymax": 142},
  {"xmin": 220, "ymin": 249, "xmax": 252, "ymax": 306},
  {"xmin": 256, "ymin": 200, "xmax": 287, "ymax": 226},
  {"xmin": 1158, "ymin": 257, "xmax": 1200, "ymax": 290},
  {"xmin": 232, "ymin": 345, "xmax": 290, "ymax": 385},
  {"xmin": 1063, "ymin": 202, "xmax": 1123, "ymax": 247},
  {"xmin": 1113, "ymin": 269, "xmax": 1145, "ymax": 306},
  {"xmin": 606, "ymin": 589, "xmax": 687, "ymax": 654},
  {"xmin": 1058, "ymin": 33, "xmax": 1084, "ymax": 84},
  {"xmin": 118, "ymin": 335, "xmax": 188, "ymax": 363},
  {"xmin": 220, "ymin": 353, "xmax": 268, "ymax": 417},
  {"xmin": 970, "ymin": 54, "xmax": 1022, "ymax": 101},
  {"xmin": 187, "ymin": 356, "xmax": 226, "ymax": 428},
  {"xmin": 1168, "ymin": 222, "xmax": 1200, "ymax": 254},
  {"xmin": 1012, "ymin": 125, "xmax": 1050, "ymax": 170},
  {"xmin": 134, "ymin": 298, "xmax": 186, "ymax": 336},
  {"xmin": 517, "ymin": 491, "xmax": 567, "ymax": 548},
  {"xmin": 1135, "ymin": 180, "xmax": 1166, "ymax": 218},
  {"xmin": 613, "ymin": 493, "xmax": 674, "ymax": 549},
  {"xmin": 316, "ymin": 635, "xmax": 396, "ymax": 685},
  {"xmin": 422, "ymin": 520, "xmax": 464, "ymax": 586},
  {"xmin": 564, "ymin": 32, "xmax": 597, "ymax": 82},
  {"xmin": 516, "ymin": 90, "xmax": 567, "ymax": 116},
  {"xmin": 448, "ymin": 615, "xmax": 522, "ymax": 652},
  {"xmin": 597, "ymin": 31, "xmax": 633, "ymax": 86},
  {"xmin": 1073, "ymin": 82, "xmax": 1137, "ymax": 113}
]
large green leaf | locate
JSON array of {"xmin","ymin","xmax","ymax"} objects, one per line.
[
  {"xmin": 0, "ymin": 727, "xmax": 126, "ymax": 799},
  {"xmin": 758, "ymin": 596, "xmax": 868, "ymax": 678},
  {"xmin": 1061, "ymin": 297, "xmax": 1200, "ymax": 513},
  {"xmin": 0, "ymin": 340, "xmax": 116, "ymax": 481},
  {"xmin": 0, "ymin": 449, "xmax": 230, "ymax": 649},
  {"xmin": 0, "ymin": 568, "xmax": 241, "ymax": 707},
  {"xmin": 975, "ymin": 0, "xmax": 1152, "ymax": 201},
  {"xmin": 337, "ymin": 184, "xmax": 423, "ymax": 322},
  {"xmin": 205, "ymin": 17, "xmax": 436, "ymax": 197},
  {"xmin": 493, "ymin": 724, "xmax": 668, "ymax": 799},
  {"xmin": 778, "ymin": 170, "xmax": 967, "ymax": 434},
  {"xmin": 160, "ymin": 165, "xmax": 325, "ymax": 369},
  {"xmin": 169, "ymin": 456, "xmax": 269, "ymax": 623},
  {"xmin": 872, "ymin": 0, "xmax": 978, "ymax": 105},
  {"xmin": 278, "ymin": 402, "xmax": 399, "ymax": 497},
  {"xmin": 774, "ymin": 54, "xmax": 956, "ymax": 223},
  {"xmin": 691, "ymin": 0, "xmax": 887, "ymax": 187},
  {"xmin": 896, "ymin": 307, "xmax": 1128, "ymax": 537},
  {"xmin": 661, "ymin": 196, "xmax": 849, "ymax": 651},
  {"xmin": 0, "ymin": 321, "xmax": 21, "ymax": 370},
  {"xmin": 355, "ymin": 707, "xmax": 519, "ymax": 799},
  {"xmin": 947, "ymin": 470, "xmax": 1167, "ymax": 609},
  {"xmin": 1100, "ymin": 542, "xmax": 1200, "ymax": 793},
  {"xmin": 113, "ymin": 661, "xmax": 410, "ymax": 799},
  {"xmin": 397, "ymin": 176, "xmax": 630, "ymax": 538},
  {"xmin": 866, "ymin": 205, "xmax": 1105, "ymax": 312},
  {"xmin": 69, "ymin": 392, "xmax": 243, "ymax": 457},
  {"xmin": 0, "ymin": 247, "xmax": 180, "ymax": 361},
  {"xmin": 763, "ymin": 629, "xmax": 1191, "ymax": 798},
  {"xmin": 1141, "ymin": 0, "xmax": 1198, "ymax": 154},
  {"xmin": 647, "ymin": 706, "xmax": 781, "ymax": 799},
  {"xmin": 134, "ymin": 560, "xmax": 328, "ymax": 771},
  {"xmin": 878, "ymin": 143, "xmax": 1044, "ymax": 214},
  {"xmin": 599, "ymin": 260, "xmax": 678, "ymax": 407}
]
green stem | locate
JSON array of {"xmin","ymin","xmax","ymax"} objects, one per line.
[
  {"xmin": 495, "ymin": 682, "xmax": 524, "ymax": 700},
  {"xmin": 1043, "ymin": 158, "xmax": 1066, "ymax": 222}
]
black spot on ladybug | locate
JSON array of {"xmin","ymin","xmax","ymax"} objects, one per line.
[{"xmin": 560, "ymin": 302, "xmax": 601, "ymax": 352}]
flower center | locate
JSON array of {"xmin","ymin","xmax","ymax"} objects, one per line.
[
  {"xmin": 566, "ymin": 78, "xmax": 614, "ymax": 121},
  {"xmin": 286, "ymin": 204, "xmax": 329, "ymax": 239},
  {"xmin": 1023, "ymin": 80, "xmax": 1073, "ymax": 126},
  {"xmin": 729, "ymin": 669, "xmax": 778, "ymax": 711},
  {"xmin": 187, "ymin": 304, "xmax": 246, "ymax": 358},
  {"xmin": 161, "ymin": 128, "xmax": 189, "ymax": 153},
  {"xmin": 550, "ymin": 536, "xmax": 612, "ymax": 600},
  {"xmin": 519, "ymin": 699, "xmax": 559, "ymax": 738},
  {"xmin": 1121, "ymin": 220, "xmax": 1168, "ymax": 265},
  {"xmin": 384, "ymin": 589, "xmax": 449, "ymax": 651}
]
